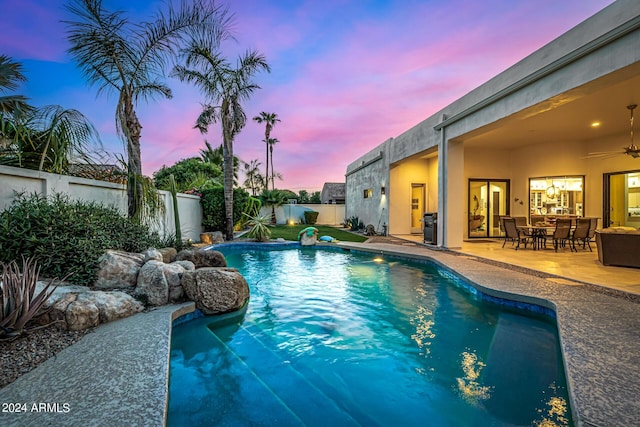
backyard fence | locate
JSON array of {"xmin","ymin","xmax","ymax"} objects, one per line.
[
  {"xmin": 261, "ymin": 203, "xmax": 345, "ymax": 226},
  {"xmin": 0, "ymin": 165, "xmax": 203, "ymax": 242}
]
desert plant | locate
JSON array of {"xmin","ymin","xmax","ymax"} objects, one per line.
[
  {"xmin": 245, "ymin": 213, "xmax": 272, "ymax": 242},
  {"xmin": 0, "ymin": 257, "xmax": 61, "ymax": 340},
  {"xmin": 168, "ymin": 174, "xmax": 182, "ymax": 243}
]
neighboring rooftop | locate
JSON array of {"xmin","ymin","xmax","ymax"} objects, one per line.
[{"xmin": 320, "ymin": 182, "xmax": 345, "ymax": 204}]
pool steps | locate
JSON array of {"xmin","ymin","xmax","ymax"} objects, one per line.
[{"xmin": 208, "ymin": 321, "xmax": 370, "ymax": 426}]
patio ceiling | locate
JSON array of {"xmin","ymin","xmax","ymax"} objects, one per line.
[{"xmin": 459, "ymin": 64, "xmax": 640, "ymax": 151}]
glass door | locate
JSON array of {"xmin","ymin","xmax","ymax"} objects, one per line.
[
  {"xmin": 468, "ymin": 180, "xmax": 510, "ymax": 238},
  {"xmin": 604, "ymin": 170, "xmax": 640, "ymax": 228},
  {"xmin": 410, "ymin": 183, "xmax": 425, "ymax": 233}
]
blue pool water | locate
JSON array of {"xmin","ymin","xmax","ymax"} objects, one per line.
[{"xmin": 168, "ymin": 246, "xmax": 572, "ymax": 426}]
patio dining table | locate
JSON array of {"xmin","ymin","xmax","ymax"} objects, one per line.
[{"xmin": 517, "ymin": 224, "xmax": 558, "ymax": 250}]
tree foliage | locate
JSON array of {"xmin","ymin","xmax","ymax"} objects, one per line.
[
  {"xmin": 172, "ymin": 46, "xmax": 269, "ymax": 240},
  {"xmin": 153, "ymin": 157, "xmax": 222, "ymax": 192},
  {"xmin": 65, "ymin": 0, "xmax": 231, "ymax": 218},
  {"xmin": 200, "ymin": 187, "xmax": 250, "ymax": 233}
]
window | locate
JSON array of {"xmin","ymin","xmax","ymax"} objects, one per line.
[
  {"xmin": 363, "ymin": 189, "xmax": 373, "ymax": 198},
  {"xmin": 529, "ymin": 176, "xmax": 584, "ymax": 219}
]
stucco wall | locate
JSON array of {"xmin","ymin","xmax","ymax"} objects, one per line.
[
  {"xmin": 345, "ymin": 0, "xmax": 640, "ymax": 247},
  {"xmin": 0, "ymin": 165, "xmax": 203, "ymax": 242},
  {"xmin": 260, "ymin": 203, "xmax": 345, "ymax": 226},
  {"xmin": 345, "ymin": 143, "xmax": 390, "ymax": 231}
]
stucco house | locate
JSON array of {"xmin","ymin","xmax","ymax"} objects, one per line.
[{"xmin": 346, "ymin": 0, "xmax": 640, "ymax": 248}]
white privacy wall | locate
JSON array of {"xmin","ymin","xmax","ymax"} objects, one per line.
[{"xmin": 0, "ymin": 165, "xmax": 203, "ymax": 242}]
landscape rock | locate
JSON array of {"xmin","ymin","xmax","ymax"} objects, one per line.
[
  {"xmin": 159, "ymin": 247, "xmax": 178, "ymax": 263},
  {"xmin": 144, "ymin": 248, "xmax": 163, "ymax": 262},
  {"xmin": 200, "ymin": 231, "xmax": 224, "ymax": 244},
  {"xmin": 94, "ymin": 250, "xmax": 145, "ymax": 289},
  {"xmin": 181, "ymin": 267, "xmax": 249, "ymax": 314},
  {"xmin": 135, "ymin": 260, "xmax": 192, "ymax": 305},
  {"xmin": 38, "ymin": 283, "xmax": 143, "ymax": 331},
  {"xmin": 175, "ymin": 249, "xmax": 227, "ymax": 268},
  {"xmin": 135, "ymin": 260, "xmax": 169, "ymax": 306}
]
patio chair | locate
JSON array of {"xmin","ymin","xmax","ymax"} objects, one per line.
[
  {"xmin": 571, "ymin": 218, "xmax": 591, "ymax": 251},
  {"xmin": 513, "ymin": 216, "xmax": 535, "ymax": 245},
  {"xmin": 584, "ymin": 217, "xmax": 599, "ymax": 251},
  {"xmin": 502, "ymin": 217, "xmax": 529, "ymax": 249},
  {"xmin": 551, "ymin": 218, "xmax": 574, "ymax": 252}
]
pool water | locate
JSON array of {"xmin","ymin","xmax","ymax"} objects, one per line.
[{"xmin": 168, "ymin": 247, "xmax": 572, "ymax": 426}]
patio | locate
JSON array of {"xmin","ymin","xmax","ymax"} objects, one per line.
[{"xmin": 393, "ymin": 234, "xmax": 640, "ymax": 297}]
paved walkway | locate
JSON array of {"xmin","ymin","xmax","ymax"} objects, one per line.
[{"xmin": 0, "ymin": 240, "xmax": 638, "ymax": 426}]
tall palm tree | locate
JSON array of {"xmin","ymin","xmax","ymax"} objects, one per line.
[
  {"xmin": 243, "ymin": 158, "xmax": 263, "ymax": 196},
  {"xmin": 252, "ymin": 112, "xmax": 280, "ymax": 191},
  {"xmin": 64, "ymin": 0, "xmax": 231, "ymax": 219},
  {"xmin": 173, "ymin": 46, "xmax": 270, "ymax": 240},
  {"xmin": 267, "ymin": 137, "xmax": 279, "ymax": 190}
]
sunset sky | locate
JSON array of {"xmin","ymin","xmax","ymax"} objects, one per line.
[{"xmin": 1, "ymin": 0, "xmax": 614, "ymax": 192}]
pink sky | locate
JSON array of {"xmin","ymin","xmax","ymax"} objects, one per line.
[{"xmin": 1, "ymin": 0, "xmax": 614, "ymax": 192}]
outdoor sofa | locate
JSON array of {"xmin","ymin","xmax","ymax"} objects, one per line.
[{"xmin": 595, "ymin": 228, "xmax": 640, "ymax": 268}]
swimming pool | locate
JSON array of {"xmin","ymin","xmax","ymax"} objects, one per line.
[{"xmin": 168, "ymin": 246, "xmax": 572, "ymax": 426}]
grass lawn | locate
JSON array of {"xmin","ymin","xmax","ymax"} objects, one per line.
[{"xmin": 269, "ymin": 225, "xmax": 368, "ymax": 243}]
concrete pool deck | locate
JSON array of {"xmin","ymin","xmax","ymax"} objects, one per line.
[{"xmin": 0, "ymin": 241, "xmax": 638, "ymax": 426}]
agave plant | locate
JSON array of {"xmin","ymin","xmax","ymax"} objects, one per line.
[
  {"xmin": 0, "ymin": 257, "xmax": 61, "ymax": 340},
  {"xmin": 245, "ymin": 214, "xmax": 272, "ymax": 242}
]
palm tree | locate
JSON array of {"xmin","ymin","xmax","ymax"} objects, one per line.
[
  {"xmin": 267, "ymin": 137, "xmax": 280, "ymax": 190},
  {"xmin": 64, "ymin": 0, "xmax": 231, "ymax": 220},
  {"xmin": 0, "ymin": 57, "xmax": 100, "ymax": 173},
  {"xmin": 259, "ymin": 189, "xmax": 287, "ymax": 225},
  {"xmin": 252, "ymin": 112, "xmax": 280, "ymax": 191},
  {"xmin": 243, "ymin": 159, "xmax": 263, "ymax": 196},
  {"xmin": 200, "ymin": 140, "xmax": 240, "ymax": 185},
  {"xmin": 0, "ymin": 55, "xmax": 32, "ymax": 117},
  {"xmin": 172, "ymin": 46, "xmax": 270, "ymax": 240}
]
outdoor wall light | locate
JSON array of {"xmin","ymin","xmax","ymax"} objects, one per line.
[{"xmin": 381, "ymin": 186, "xmax": 386, "ymax": 195}]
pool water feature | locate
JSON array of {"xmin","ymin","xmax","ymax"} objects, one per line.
[{"xmin": 168, "ymin": 247, "xmax": 572, "ymax": 426}]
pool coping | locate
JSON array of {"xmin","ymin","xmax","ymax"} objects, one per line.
[{"xmin": 0, "ymin": 242, "xmax": 637, "ymax": 426}]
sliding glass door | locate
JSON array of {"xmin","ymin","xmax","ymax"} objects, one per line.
[
  {"xmin": 604, "ymin": 170, "xmax": 640, "ymax": 228},
  {"xmin": 468, "ymin": 180, "xmax": 510, "ymax": 238}
]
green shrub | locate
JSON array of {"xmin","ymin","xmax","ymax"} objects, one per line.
[
  {"xmin": 0, "ymin": 193, "xmax": 161, "ymax": 285},
  {"xmin": 303, "ymin": 211, "xmax": 319, "ymax": 225},
  {"xmin": 200, "ymin": 187, "xmax": 250, "ymax": 232}
]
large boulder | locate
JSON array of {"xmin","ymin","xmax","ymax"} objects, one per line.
[
  {"xmin": 175, "ymin": 249, "xmax": 227, "ymax": 268},
  {"xmin": 135, "ymin": 260, "xmax": 169, "ymax": 306},
  {"xmin": 135, "ymin": 260, "xmax": 193, "ymax": 306},
  {"xmin": 39, "ymin": 284, "xmax": 144, "ymax": 331},
  {"xmin": 94, "ymin": 250, "xmax": 145, "ymax": 289},
  {"xmin": 182, "ymin": 267, "xmax": 249, "ymax": 314}
]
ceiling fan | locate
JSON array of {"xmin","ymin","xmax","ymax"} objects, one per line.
[{"xmin": 583, "ymin": 104, "xmax": 639, "ymax": 159}]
